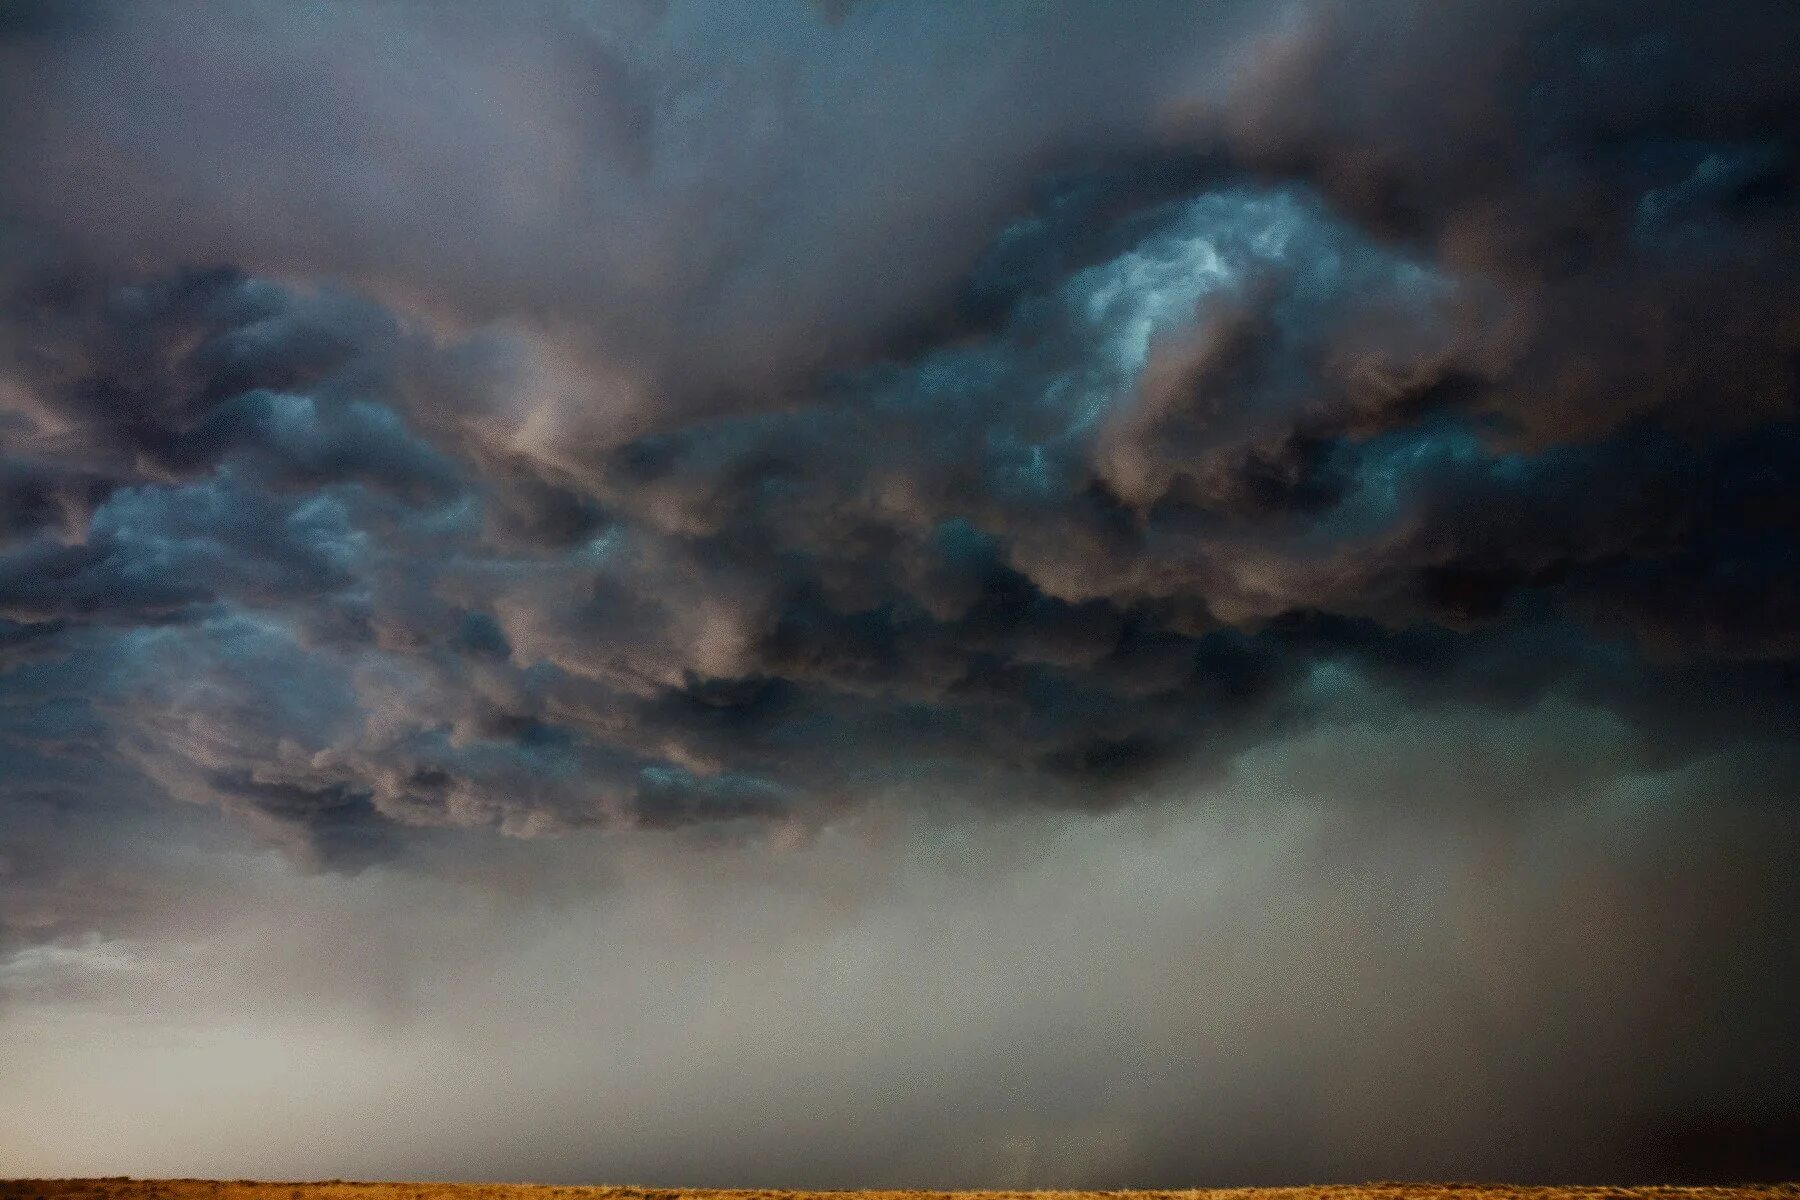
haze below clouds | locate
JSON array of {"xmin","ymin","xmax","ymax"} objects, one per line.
[
  {"xmin": 1, "ymin": 0, "xmax": 1798, "ymax": 1185},
  {"xmin": 7, "ymin": 695, "xmax": 1792, "ymax": 1186}
]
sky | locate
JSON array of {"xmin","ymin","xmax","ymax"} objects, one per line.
[{"xmin": 1, "ymin": 0, "xmax": 1798, "ymax": 1187}]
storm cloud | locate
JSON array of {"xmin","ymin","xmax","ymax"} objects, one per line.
[{"xmin": 2, "ymin": 0, "xmax": 1798, "ymax": 1185}]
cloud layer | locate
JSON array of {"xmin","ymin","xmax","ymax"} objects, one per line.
[{"xmin": 2, "ymin": 0, "xmax": 1798, "ymax": 1184}]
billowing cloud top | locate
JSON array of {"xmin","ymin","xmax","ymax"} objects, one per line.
[{"xmin": 1, "ymin": 0, "xmax": 1798, "ymax": 1187}]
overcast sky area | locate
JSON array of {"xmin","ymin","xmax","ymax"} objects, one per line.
[{"xmin": 2, "ymin": 0, "xmax": 1799, "ymax": 1187}]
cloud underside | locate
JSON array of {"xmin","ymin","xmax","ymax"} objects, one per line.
[{"xmin": 1, "ymin": 0, "xmax": 1798, "ymax": 1183}]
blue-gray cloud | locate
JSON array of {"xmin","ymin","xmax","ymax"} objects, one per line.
[{"xmin": 1, "ymin": 0, "xmax": 1798, "ymax": 1183}]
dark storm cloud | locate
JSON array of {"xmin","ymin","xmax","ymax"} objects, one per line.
[{"xmin": 1, "ymin": 0, "xmax": 1799, "ymax": 1184}]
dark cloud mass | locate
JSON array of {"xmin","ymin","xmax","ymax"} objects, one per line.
[{"xmin": 1, "ymin": 0, "xmax": 1798, "ymax": 1187}]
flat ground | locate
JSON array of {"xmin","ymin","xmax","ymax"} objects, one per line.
[{"xmin": 3, "ymin": 1183, "xmax": 1797, "ymax": 1200}]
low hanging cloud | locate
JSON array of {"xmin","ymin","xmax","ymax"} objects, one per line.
[
  {"xmin": 4, "ymin": 702, "xmax": 1797, "ymax": 1185},
  {"xmin": 1, "ymin": 0, "xmax": 1798, "ymax": 1185}
]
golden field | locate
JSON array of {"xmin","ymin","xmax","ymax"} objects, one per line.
[{"xmin": 2, "ymin": 1182, "xmax": 1797, "ymax": 1200}]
